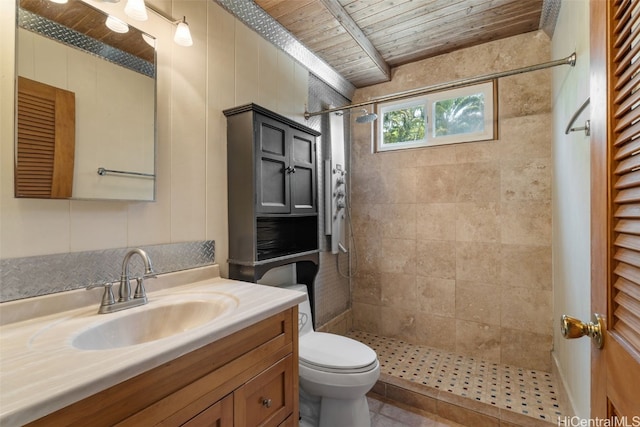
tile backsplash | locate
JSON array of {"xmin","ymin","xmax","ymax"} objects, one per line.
[{"xmin": 0, "ymin": 240, "xmax": 215, "ymax": 302}]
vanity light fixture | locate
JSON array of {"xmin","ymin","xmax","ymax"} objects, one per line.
[
  {"xmin": 173, "ymin": 17, "xmax": 193, "ymax": 47},
  {"xmin": 105, "ymin": 15, "xmax": 129, "ymax": 33},
  {"xmin": 124, "ymin": 0, "xmax": 147, "ymax": 21},
  {"xmin": 146, "ymin": 4, "xmax": 194, "ymax": 47}
]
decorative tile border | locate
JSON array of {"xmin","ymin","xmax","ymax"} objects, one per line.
[
  {"xmin": 0, "ymin": 241, "xmax": 215, "ymax": 302},
  {"xmin": 18, "ymin": 8, "xmax": 155, "ymax": 78}
]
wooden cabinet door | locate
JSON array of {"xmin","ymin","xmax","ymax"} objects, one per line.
[
  {"xmin": 234, "ymin": 355, "xmax": 293, "ymax": 427},
  {"xmin": 290, "ymin": 128, "xmax": 316, "ymax": 214},
  {"xmin": 182, "ymin": 394, "xmax": 233, "ymax": 427},
  {"xmin": 256, "ymin": 114, "xmax": 290, "ymax": 214}
]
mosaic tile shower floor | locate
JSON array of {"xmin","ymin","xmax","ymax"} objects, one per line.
[{"xmin": 349, "ymin": 331, "xmax": 567, "ymax": 424}]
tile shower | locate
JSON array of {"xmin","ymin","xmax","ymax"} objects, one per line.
[{"xmin": 339, "ymin": 31, "xmax": 563, "ymax": 425}]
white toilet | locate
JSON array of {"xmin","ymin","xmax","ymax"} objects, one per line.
[{"xmin": 287, "ymin": 285, "xmax": 380, "ymax": 427}]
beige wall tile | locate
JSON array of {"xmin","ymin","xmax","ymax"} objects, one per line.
[
  {"xmin": 417, "ymin": 276, "xmax": 455, "ymax": 317},
  {"xmin": 380, "ymin": 238, "xmax": 416, "ymax": 274},
  {"xmin": 380, "ymin": 204, "xmax": 416, "ymax": 239},
  {"xmin": 455, "ymin": 141, "xmax": 500, "ymax": 164},
  {"xmin": 500, "ymin": 328, "xmax": 552, "ymax": 371},
  {"xmin": 415, "ymin": 145, "xmax": 457, "ymax": 166},
  {"xmin": 499, "ymin": 72, "xmax": 552, "ymax": 119},
  {"xmin": 501, "ymin": 159, "xmax": 551, "ymax": 202},
  {"xmin": 417, "ymin": 203, "xmax": 456, "ymax": 241},
  {"xmin": 500, "ymin": 287, "xmax": 552, "ymax": 335},
  {"xmin": 352, "ymin": 271, "xmax": 381, "ymax": 305},
  {"xmin": 353, "ymin": 302, "xmax": 382, "ymax": 334},
  {"xmin": 501, "ymin": 201, "xmax": 552, "ymax": 246},
  {"xmin": 456, "ymin": 242, "xmax": 500, "ymax": 283},
  {"xmin": 455, "ymin": 319, "xmax": 501, "ymax": 362},
  {"xmin": 455, "ymin": 162, "xmax": 500, "ymax": 202},
  {"xmin": 381, "ymin": 167, "xmax": 417, "ymax": 204},
  {"xmin": 416, "ymin": 165, "xmax": 457, "ymax": 203},
  {"xmin": 351, "ymin": 168, "xmax": 385, "ymax": 204},
  {"xmin": 416, "ymin": 240, "xmax": 456, "ymax": 279},
  {"xmin": 499, "ymin": 114, "xmax": 552, "ymax": 160},
  {"xmin": 456, "ymin": 203, "xmax": 500, "ymax": 243},
  {"xmin": 380, "ymin": 306, "xmax": 416, "ymax": 341},
  {"xmin": 381, "ymin": 273, "xmax": 417, "ymax": 310},
  {"xmin": 415, "ymin": 313, "xmax": 456, "ymax": 351},
  {"xmin": 456, "ymin": 281, "xmax": 501, "ymax": 325},
  {"xmin": 500, "ymin": 244, "xmax": 552, "ymax": 290}
]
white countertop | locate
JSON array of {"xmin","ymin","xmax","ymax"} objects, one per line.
[{"xmin": 0, "ymin": 266, "xmax": 305, "ymax": 426}]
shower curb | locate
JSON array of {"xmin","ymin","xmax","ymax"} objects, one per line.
[{"xmin": 369, "ymin": 374, "xmax": 557, "ymax": 427}]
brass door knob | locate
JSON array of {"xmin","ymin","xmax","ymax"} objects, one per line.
[{"xmin": 560, "ymin": 313, "xmax": 604, "ymax": 349}]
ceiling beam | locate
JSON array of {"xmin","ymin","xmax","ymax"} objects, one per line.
[{"xmin": 318, "ymin": 0, "xmax": 391, "ymax": 81}]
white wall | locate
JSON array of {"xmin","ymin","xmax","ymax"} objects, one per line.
[
  {"xmin": 0, "ymin": 0, "xmax": 309, "ymax": 275},
  {"xmin": 551, "ymin": 0, "xmax": 591, "ymax": 418}
]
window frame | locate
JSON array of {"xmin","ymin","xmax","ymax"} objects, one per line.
[{"xmin": 375, "ymin": 80, "xmax": 497, "ymax": 152}]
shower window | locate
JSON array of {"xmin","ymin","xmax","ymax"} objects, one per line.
[{"xmin": 375, "ymin": 81, "xmax": 496, "ymax": 152}]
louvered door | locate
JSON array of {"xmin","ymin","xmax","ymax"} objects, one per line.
[
  {"xmin": 592, "ymin": 0, "xmax": 640, "ymax": 418},
  {"xmin": 15, "ymin": 76, "xmax": 75, "ymax": 198}
]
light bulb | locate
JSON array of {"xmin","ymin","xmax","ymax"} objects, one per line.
[
  {"xmin": 48, "ymin": 0, "xmax": 68, "ymax": 3},
  {"xmin": 124, "ymin": 0, "xmax": 148, "ymax": 21},
  {"xmin": 105, "ymin": 16, "xmax": 129, "ymax": 33},
  {"xmin": 173, "ymin": 17, "xmax": 193, "ymax": 47}
]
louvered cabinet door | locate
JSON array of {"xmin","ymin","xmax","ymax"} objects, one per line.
[
  {"xmin": 16, "ymin": 76, "xmax": 75, "ymax": 198},
  {"xmin": 591, "ymin": 0, "xmax": 640, "ymax": 418}
]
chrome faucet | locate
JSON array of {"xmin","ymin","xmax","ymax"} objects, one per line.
[{"xmin": 87, "ymin": 248, "xmax": 156, "ymax": 314}]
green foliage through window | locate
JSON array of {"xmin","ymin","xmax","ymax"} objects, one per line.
[
  {"xmin": 376, "ymin": 81, "xmax": 494, "ymax": 151},
  {"xmin": 382, "ymin": 105, "xmax": 425, "ymax": 144},
  {"xmin": 434, "ymin": 93, "xmax": 485, "ymax": 136}
]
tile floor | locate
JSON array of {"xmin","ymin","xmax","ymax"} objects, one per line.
[
  {"xmin": 351, "ymin": 331, "xmax": 566, "ymax": 424},
  {"xmin": 369, "ymin": 396, "xmax": 467, "ymax": 427}
]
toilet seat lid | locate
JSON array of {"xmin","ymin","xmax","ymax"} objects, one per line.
[{"xmin": 299, "ymin": 332, "xmax": 378, "ymax": 372}]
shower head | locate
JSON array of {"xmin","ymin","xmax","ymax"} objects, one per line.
[{"xmin": 355, "ymin": 109, "xmax": 378, "ymax": 123}]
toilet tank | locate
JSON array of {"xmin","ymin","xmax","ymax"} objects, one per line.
[{"xmin": 284, "ymin": 284, "xmax": 314, "ymax": 336}]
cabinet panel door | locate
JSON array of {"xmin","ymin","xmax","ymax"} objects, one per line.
[
  {"xmin": 290, "ymin": 129, "xmax": 316, "ymax": 214},
  {"xmin": 256, "ymin": 115, "xmax": 289, "ymax": 213},
  {"xmin": 234, "ymin": 355, "xmax": 293, "ymax": 427},
  {"xmin": 182, "ymin": 394, "xmax": 233, "ymax": 427}
]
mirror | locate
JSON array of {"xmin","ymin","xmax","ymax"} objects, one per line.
[{"xmin": 15, "ymin": 0, "xmax": 156, "ymax": 201}]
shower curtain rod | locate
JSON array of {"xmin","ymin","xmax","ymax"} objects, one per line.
[{"xmin": 304, "ymin": 52, "xmax": 576, "ymax": 119}]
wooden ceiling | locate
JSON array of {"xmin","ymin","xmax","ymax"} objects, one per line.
[
  {"xmin": 20, "ymin": 0, "xmax": 154, "ymax": 63},
  {"xmin": 255, "ymin": 0, "xmax": 544, "ymax": 88}
]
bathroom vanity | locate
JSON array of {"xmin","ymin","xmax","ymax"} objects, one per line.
[{"xmin": 0, "ymin": 266, "xmax": 303, "ymax": 426}]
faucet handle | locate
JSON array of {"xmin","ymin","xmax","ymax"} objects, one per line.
[
  {"xmin": 133, "ymin": 277, "xmax": 148, "ymax": 300},
  {"xmin": 86, "ymin": 282, "xmax": 116, "ymax": 307}
]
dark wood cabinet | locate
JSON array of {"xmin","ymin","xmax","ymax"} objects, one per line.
[{"xmin": 224, "ymin": 104, "xmax": 320, "ymax": 288}]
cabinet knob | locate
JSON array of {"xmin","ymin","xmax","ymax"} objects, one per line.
[
  {"xmin": 262, "ymin": 398, "xmax": 272, "ymax": 408},
  {"xmin": 285, "ymin": 166, "xmax": 296, "ymax": 174}
]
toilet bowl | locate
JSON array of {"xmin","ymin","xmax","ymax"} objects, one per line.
[{"xmin": 286, "ymin": 285, "xmax": 380, "ymax": 427}]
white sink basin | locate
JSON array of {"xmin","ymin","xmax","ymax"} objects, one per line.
[{"xmin": 71, "ymin": 295, "xmax": 237, "ymax": 350}]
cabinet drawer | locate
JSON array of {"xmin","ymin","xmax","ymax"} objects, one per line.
[
  {"xmin": 234, "ymin": 355, "xmax": 293, "ymax": 427},
  {"xmin": 182, "ymin": 394, "xmax": 233, "ymax": 427}
]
